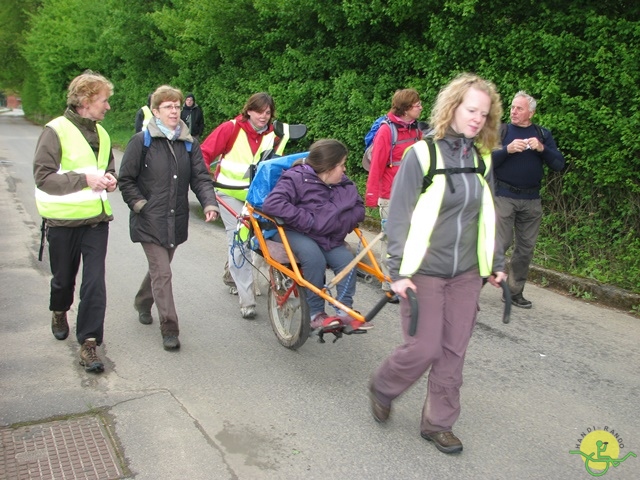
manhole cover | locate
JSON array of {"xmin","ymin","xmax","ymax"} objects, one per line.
[{"xmin": 0, "ymin": 415, "xmax": 124, "ymax": 480}]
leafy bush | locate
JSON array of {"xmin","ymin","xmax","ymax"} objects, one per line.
[{"xmin": 11, "ymin": 0, "xmax": 640, "ymax": 292}]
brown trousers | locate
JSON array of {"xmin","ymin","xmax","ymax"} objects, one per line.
[
  {"xmin": 372, "ymin": 269, "xmax": 481, "ymax": 434},
  {"xmin": 135, "ymin": 243, "xmax": 179, "ymax": 336}
]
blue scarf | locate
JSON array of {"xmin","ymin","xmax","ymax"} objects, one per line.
[{"xmin": 154, "ymin": 118, "xmax": 182, "ymax": 141}]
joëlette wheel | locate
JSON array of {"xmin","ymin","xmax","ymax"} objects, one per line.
[{"xmin": 267, "ymin": 267, "xmax": 310, "ymax": 349}]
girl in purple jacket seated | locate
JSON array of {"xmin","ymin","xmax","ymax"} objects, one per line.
[{"xmin": 261, "ymin": 139, "xmax": 366, "ymax": 330}]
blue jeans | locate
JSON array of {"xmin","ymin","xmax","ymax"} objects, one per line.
[{"xmin": 275, "ymin": 230, "xmax": 356, "ymax": 316}]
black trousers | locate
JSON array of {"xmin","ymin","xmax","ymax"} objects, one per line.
[{"xmin": 47, "ymin": 223, "xmax": 109, "ymax": 345}]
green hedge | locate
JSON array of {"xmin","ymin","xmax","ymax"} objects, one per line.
[{"xmin": 10, "ymin": 0, "xmax": 640, "ymax": 293}]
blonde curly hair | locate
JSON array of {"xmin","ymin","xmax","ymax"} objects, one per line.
[
  {"xmin": 429, "ymin": 73, "xmax": 503, "ymax": 154},
  {"xmin": 67, "ymin": 70, "xmax": 113, "ymax": 108}
]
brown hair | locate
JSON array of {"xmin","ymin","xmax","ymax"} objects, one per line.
[
  {"xmin": 241, "ymin": 92, "xmax": 276, "ymax": 122},
  {"xmin": 391, "ymin": 88, "xmax": 420, "ymax": 117},
  {"xmin": 429, "ymin": 73, "xmax": 503, "ymax": 153},
  {"xmin": 150, "ymin": 85, "xmax": 183, "ymax": 110},
  {"xmin": 67, "ymin": 70, "xmax": 113, "ymax": 108},
  {"xmin": 294, "ymin": 139, "xmax": 348, "ymax": 174}
]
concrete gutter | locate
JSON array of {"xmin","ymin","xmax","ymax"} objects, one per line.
[{"xmin": 528, "ymin": 265, "xmax": 640, "ymax": 313}]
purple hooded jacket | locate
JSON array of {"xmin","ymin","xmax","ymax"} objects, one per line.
[{"xmin": 261, "ymin": 164, "xmax": 365, "ymax": 251}]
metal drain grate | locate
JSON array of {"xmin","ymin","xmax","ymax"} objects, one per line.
[{"xmin": 0, "ymin": 415, "xmax": 124, "ymax": 480}]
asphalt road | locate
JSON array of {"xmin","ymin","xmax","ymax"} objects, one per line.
[{"xmin": 1, "ymin": 110, "xmax": 638, "ymax": 479}]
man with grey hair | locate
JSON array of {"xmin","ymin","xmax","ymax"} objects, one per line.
[{"xmin": 492, "ymin": 91, "xmax": 565, "ymax": 308}]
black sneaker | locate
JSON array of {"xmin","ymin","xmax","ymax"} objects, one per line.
[{"xmin": 511, "ymin": 294, "xmax": 532, "ymax": 309}]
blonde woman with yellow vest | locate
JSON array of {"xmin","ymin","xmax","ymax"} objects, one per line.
[
  {"xmin": 33, "ymin": 70, "xmax": 117, "ymax": 373},
  {"xmin": 369, "ymin": 74, "xmax": 507, "ymax": 455},
  {"xmin": 201, "ymin": 93, "xmax": 286, "ymax": 320}
]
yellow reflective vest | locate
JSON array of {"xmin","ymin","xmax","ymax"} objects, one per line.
[
  {"xmin": 141, "ymin": 105, "xmax": 153, "ymax": 131},
  {"xmin": 399, "ymin": 140, "xmax": 496, "ymax": 277},
  {"xmin": 216, "ymin": 121, "xmax": 289, "ymax": 201},
  {"xmin": 35, "ymin": 117, "xmax": 112, "ymax": 220}
]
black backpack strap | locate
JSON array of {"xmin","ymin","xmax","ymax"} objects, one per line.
[
  {"xmin": 500, "ymin": 123, "xmax": 508, "ymax": 144},
  {"xmin": 420, "ymin": 139, "xmax": 438, "ymax": 193},
  {"xmin": 533, "ymin": 123, "xmax": 546, "ymax": 143},
  {"xmin": 421, "ymin": 142, "xmax": 486, "ymax": 194},
  {"xmin": 474, "ymin": 145, "xmax": 486, "ymax": 176}
]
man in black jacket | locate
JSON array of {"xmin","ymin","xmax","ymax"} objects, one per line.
[{"xmin": 180, "ymin": 93, "xmax": 205, "ymax": 140}]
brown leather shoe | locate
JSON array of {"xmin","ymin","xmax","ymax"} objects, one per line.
[
  {"xmin": 421, "ymin": 430, "xmax": 463, "ymax": 454},
  {"xmin": 369, "ymin": 383, "xmax": 391, "ymax": 423},
  {"xmin": 79, "ymin": 339, "xmax": 104, "ymax": 373},
  {"xmin": 51, "ymin": 311, "xmax": 69, "ymax": 340}
]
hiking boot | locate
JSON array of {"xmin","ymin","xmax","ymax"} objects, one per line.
[
  {"xmin": 138, "ymin": 311, "xmax": 153, "ymax": 325},
  {"xmin": 511, "ymin": 293, "xmax": 532, "ymax": 309},
  {"xmin": 421, "ymin": 430, "xmax": 463, "ymax": 454},
  {"xmin": 369, "ymin": 383, "xmax": 391, "ymax": 423},
  {"xmin": 51, "ymin": 311, "xmax": 69, "ymax": 340},
  {"xmin": 241, "ymin": 306, "xmax": 256, "ymax": 319},
  {"xmin": 79, "ymin": 339, "xmax": 104, "ymax": 373},
  {"xmin": 162, "ymin": 335, "xmax": 180, "ymax": 351}
]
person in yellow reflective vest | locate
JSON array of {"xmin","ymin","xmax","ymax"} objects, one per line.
[
  {"xmin": 369, "ymin": 73, "xmax": 507, "ymax": 455},
  {"xmin": 201, "ymin": 93, "xmax": 287, "ymax": 320},
  {"xmin": 134, "ymin": 93, "xmax": 153, "ymax": 133},
  {"xmin": 33, "ymin": 70, "xmax": 117, "ymax": 373}
]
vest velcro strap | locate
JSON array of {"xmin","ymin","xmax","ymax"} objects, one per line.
[
  {"xmin": 434, "ymin": 167, "xmax": 482, "ymax": 175},
  {"xmin": 432, "ymin": 167, "xmax": 483, "ymax": 193}
]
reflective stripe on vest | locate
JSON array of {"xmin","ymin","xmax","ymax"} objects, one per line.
[
  {"xmin": 216, "ymin": 121, "xmax": 277, "ymax": 201},
  {"xmin": 35, "ymin": 117, "xmax": 112, "ymax": 220},
  {"xmin": 398, "ymin": 140, "xmax": 495, "ymax": 277},
  {"xmin": 142, "ymin": 105, "xmax": 152, "ymax": 131},
  {"xmin": 275, "ymin": 123, "xmax": 289, "ymax": 156}
]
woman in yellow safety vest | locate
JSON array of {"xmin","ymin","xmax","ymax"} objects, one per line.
[
  {"xmin": 369, "ymin": 73, "xmax": 507, "ymax": 455},
  {"xmin": 201, "ymin": 93, "xmax": 287, "ymax": 320},
  {"xmin": 33, "ymin": 70, "xmax": 117, "ymax": 374}
]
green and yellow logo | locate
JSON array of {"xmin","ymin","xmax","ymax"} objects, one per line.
[{"xmin": 570, "ymin": 427, "xmax": 636, "ymax": 477}]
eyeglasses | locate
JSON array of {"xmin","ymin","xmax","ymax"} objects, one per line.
[
  {"xmin": 158, "ymin": 104, "xmax": 181, "ymax": 112},
  {"xmin": 412, "ymin": 102, "xmax": 423, "ymax": 109}
]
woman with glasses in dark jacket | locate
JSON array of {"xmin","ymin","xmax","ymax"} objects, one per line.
[{"xmin": 119, "ymin": 85, "xmax": 219, "ymax": 351}]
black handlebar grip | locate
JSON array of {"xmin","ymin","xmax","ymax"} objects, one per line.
[
  {"xmin": 407, "ymin": 289, "xmax": 419, "ymax": 336},
  {"xmin": 364, "ymin": 294, "xmax": 391, "ymax": 323},
  {"xmin": 500, "ymin": 280, "xmax": 511, "ymax": 324}
]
